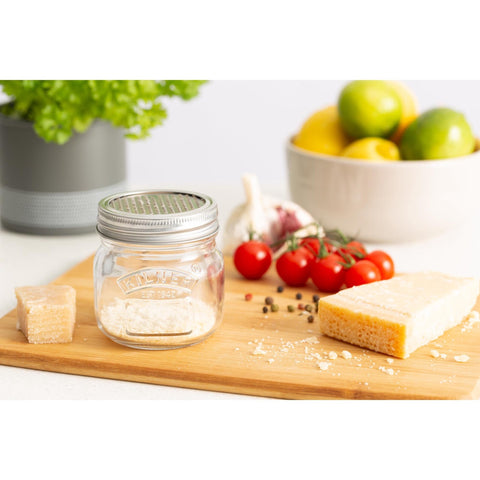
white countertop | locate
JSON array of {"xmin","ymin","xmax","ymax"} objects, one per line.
[{"xmin": 1, "ymin": 183, "xmax": 480, "ymax": 399}]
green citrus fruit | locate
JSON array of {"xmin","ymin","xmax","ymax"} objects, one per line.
[
  {"xmin": 400, "ymin": 107, "xmax": 475, "ymax": 160},
  {"xmin": 338, "ymin": 80, "xmax": 401, "ymax": 139}
]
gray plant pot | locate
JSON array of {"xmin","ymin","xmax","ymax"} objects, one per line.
[{"xmin": 0, "ymin": 114, "xmax": 126, "ymax": 234}]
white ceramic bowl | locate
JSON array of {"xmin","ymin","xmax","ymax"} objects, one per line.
[{"xmin": 286, "ymin": 139, "xmax": 480, "ymax": 243}]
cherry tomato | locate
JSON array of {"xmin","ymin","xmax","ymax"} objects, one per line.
[
  {"xmin": 233, "ymin": 241, "xmax": 272, "ymax": 280},
  {"xmin": 342, "ymin": 240, "xmax": 367, "ymax": 260},
  {"xmin": 365, "ymin": 250, "xmax": 395, "ymax": 280},
  {"xmin": 325, "ymin": 240, "xmax": 337, "ymax": 253},
  {"xmin": 345, "ymin": 260, "xmax": 381, "ymax": 288},
  {"xmin": 299, "ymin": 238, "xmax": 320, "ymax": 258},
  {"xmin": 276, "ymin": 249, "xmax": 312, "ymax": 287},
  {"xmin": 297, "ymin": 243, "xmax": 317, "ymax": 266},
  {"xmin": 310, "ymin": 254, "xmax": 345, "ymax": 293},
  {"xmin": 300, "ymin": 238, "xmax": 336, "ymax": 257}
]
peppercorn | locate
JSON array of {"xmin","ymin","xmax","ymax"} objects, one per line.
[
  {"xmin": 277, "ymin": 286, "xmax": 284, "ymax": 293},
  {"xmin": 265, "ymin": 296, "xmax": 274, "ymax": 305},
  {"xmin": 262, "ymin": 306, "xmax": 268, "ymax": 314},
  {"xmin": 295, "ymin": 292, "xmax": 302, "ymax": 300},
  {"xmin": 308, "ymin": 315, "xmax": 314, "ymax": 323},
  {"xmin": 312, "ymin": 294, "xmax": 320, "ymax": 303},
  {"xmin": 287, "ymin": 305, "xmax": 295, "ymax": 312},
  {"xmin": 298, "ymin": 303, "xmax": 305, "ymax": 310},
  {"xmin": 305, "ymin": 304, "xmax": 313, "ymax": 313},
  {"xmin": 245, "ymin": 293, "xmax": 252, "ymax": 301},
  {"xmin": 271, "ymin": 304, "xmax": 279, "ymax": 312}
]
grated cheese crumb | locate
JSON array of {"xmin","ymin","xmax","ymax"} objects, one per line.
[
  {"xmin": 302, "ymin": 336, "xmax": 320, "ymax": 345},
  {"xmin": 267, "ymin": 358, "xmax": 275, "ymax": 364},
  {"xmin": 340, "ymin": 350, "xmax": 352, "ymax": 359},
  {"xmin": 454, "ymin": 354, "xmax": 470, "ymax": 363},
  {"xmin": 386, "ymin": 358, "xmax": 394, "ymax": 364},
  {"xmin": 461, "ymin": 311, "xmax": 480, "ymax": 332},
  {"xmin": 430, "ymin": 349, "xmax": 440, "ymax": 358},
  {"xmin": 440, "ymin": 353, "xmax": 447, "ymax": 359},
  {"xmin": 468, "ymin": 311, "xmax": 480, "ymax": 322},
  {"xmin": 328, "ymin": 351, "xmax": 338, "ymax": 360},
  {"xmin": 252, "ymin": 344, "xmax": 267, "ymax": 356},
  {"xmin": 379, "ymin": 366, "xmax": 395, "ymax": 375},
  {"xmin": 317, "ymin": 361, "xmax": 330, "ymax": 371}
]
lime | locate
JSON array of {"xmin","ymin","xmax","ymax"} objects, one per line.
[
  {"xmin": 293, "ymin": 105, "xmax": 350, "ymax": 156},
  {"xmin": 341, "ymin": 138, "xmax": 400, "ymax": 161},
  {"xmin": 400, "ymin": 108, "xmax": 475, "ymax": 160},
  {"xmin": 338, "ymin": 81, "xmax": 401, "ymax": 139}
]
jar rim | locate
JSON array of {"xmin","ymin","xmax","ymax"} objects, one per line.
[{"xmin": 97, "ymin": 189, "xmax": 219, "ymax": 245}]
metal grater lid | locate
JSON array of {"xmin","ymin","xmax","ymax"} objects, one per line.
[{"xmin": 97, "ymin": 190, "xmax": 219, "ymax": 244}]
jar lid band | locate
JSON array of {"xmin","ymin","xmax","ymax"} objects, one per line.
[{"xmin": 97, "ymin": 190, "xmax": 219, "ymax": 244}]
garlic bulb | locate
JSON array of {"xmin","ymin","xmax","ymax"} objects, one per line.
[{"xmin": 222, "ymin": 173, "xmax": 320, "ymax": 255}]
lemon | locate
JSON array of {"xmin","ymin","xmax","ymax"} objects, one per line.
[
  {"xmin": 340, "ymin": 138, "xmax": 401, "ymax": 161},
  {"xmin": 388, "ymin": 81, "xmax": 418, "ymax": 143},
  {"xmin": 338, "ymin": 81, "xmax": 401, "ymax": 139},
  {"xmin": 293, "ymin": 106, "xmax": 351, "ymax": 156}
]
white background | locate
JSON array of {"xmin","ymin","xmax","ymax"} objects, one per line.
[
  {"xmin": 128, "ymin": 80, "xmax": 480, "ymax": 186},
  {"xmin": 2, "ymin": 1, "xmax": 480, "ymax": 476}
]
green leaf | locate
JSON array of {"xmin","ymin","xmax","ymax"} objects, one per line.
[{"xmin": 0, "ymin": 80, "xmax": 206, "ymax": 144}]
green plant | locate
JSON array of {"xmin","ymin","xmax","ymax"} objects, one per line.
[{"xmin": 0, "ymin": 80, "xmax": 206, "ymax": 144}]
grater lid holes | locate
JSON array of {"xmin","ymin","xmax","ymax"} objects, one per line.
[{"xmin": 97, "ymin": 190, "xmax": 218, "ymax": 244}]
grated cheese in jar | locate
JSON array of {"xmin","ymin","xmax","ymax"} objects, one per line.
[{"xmin": 99, "ymin": 297, "xmax": 217, "ymax": 346}]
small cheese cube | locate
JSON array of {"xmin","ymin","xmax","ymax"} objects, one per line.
[
  {"xmin": 15, "ymin": 285, "xmax": 76, "ymax": 344},
  {"xmin": 318, "ymin": 272, "xmax": 479, "ymax": 358}
]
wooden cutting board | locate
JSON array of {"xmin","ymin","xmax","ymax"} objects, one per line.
[{"xmin": 1, "ymin": 255, "xmax": 480, "ymax": 399}]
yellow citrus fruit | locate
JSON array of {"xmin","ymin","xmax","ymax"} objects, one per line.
[
  {"xmin": 293, "ymin": 106, "xmax": 351, "ymax": 156},
  {"xmin": 388, "ymin": 81, "xmax": 418, "ymax": 143},
  {"xmin": 340, "ymin": 137, "xmax": 401, "ymax": 161}
]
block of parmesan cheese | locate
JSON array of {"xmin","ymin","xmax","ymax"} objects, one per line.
[
  {"xmin": 15, "ymin": 285, "xmax": 76, "ymax": 344},
  {"xmin": 317, "ymin": 272, "xmax": 479, "ymax": 358}
]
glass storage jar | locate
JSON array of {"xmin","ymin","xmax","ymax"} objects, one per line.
[{"xmin": 93, "ymin": 190, "xmax": 224, "ymax": 350}]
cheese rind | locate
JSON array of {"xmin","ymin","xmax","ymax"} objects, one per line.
[
  {"xmin": 317, "ymin": 272, "xmax": 479, "ymax": 358},
  {"xmin": 15, "ymin": 285, "xmax": 76, "ymax": 344}
]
